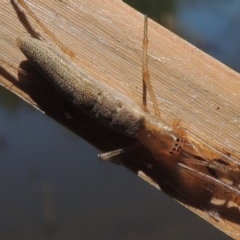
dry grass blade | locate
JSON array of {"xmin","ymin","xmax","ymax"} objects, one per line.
[{"xmin": 1, "ymin": 0, "xmax": 240, "ymax": 239}]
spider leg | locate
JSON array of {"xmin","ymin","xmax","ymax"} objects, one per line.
[{"xmin": 142, "ymin": 16, "xmax": 160, "ymax": 116}]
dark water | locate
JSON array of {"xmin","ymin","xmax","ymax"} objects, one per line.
[{"xmin": 1, "ymin": 0, "xmax": 239, "ymax": 239}]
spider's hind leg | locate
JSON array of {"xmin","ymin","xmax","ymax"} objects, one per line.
[{"xmin": 17, "ymin": 0, "xmax": 77, "ymax": 60}]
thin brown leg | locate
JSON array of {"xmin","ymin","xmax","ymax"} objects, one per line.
[
  {"xmin": 142, "ymin": 15, "xmax": 160, "ymax": 116},
  {"xmin": 17, "ymin": 0, "xmax": 77, "ymax": 60}
]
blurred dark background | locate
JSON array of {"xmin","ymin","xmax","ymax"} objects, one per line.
[{"xmin": 1, "ymin": 0, "xmax": 239, "ymax": 239}]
